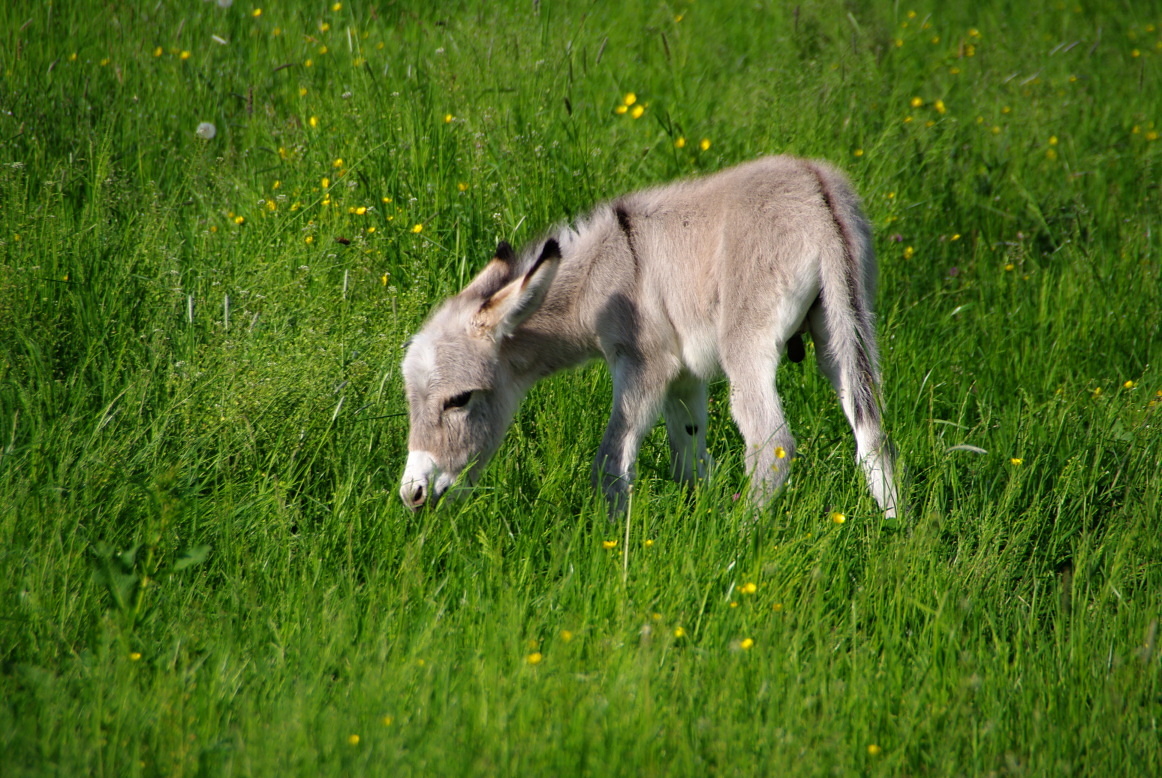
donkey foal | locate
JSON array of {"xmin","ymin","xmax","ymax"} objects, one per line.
[{"xmin": 400, "ymin": 156, "xmax": 899, "ymax": 517}]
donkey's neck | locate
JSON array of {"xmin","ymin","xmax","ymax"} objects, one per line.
[{"xmin": 504, "ymin": 235, "xmax": 605, "ymax": 384}]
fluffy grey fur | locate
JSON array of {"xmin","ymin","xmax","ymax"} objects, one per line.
[{"xmin": 400, "ymin": 155, "xmax": 898, "ymax": 517}]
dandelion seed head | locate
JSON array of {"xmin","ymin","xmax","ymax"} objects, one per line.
[{"xmin": 195, "ymin": 122, "xmax": 217, "ymax": 140}]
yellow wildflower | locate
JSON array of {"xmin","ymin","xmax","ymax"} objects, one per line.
[
  {"xmin": 674, "ymin": 627, "xmax": 686, "ymax": 638},
  {"xmin": 700, "ymin": 138, "xmax": 711, "ymax": 151},
  {"xmin": 911, "ymin": 96, "xmax": 924, "ymax": 108},
  {"xmin": 623, "ymin": 92, "xmax": 637, "ymax": 106},
  {"xmin": 868, "ymin": 744, "xmax": 882, "ymax": 756},
  {"xmin": 739, "ymin": 638, "xmax": 755, "ymax": 650},
  {"xmin": 631, "ymin": 105, "xmax": 645, "ymax": 119},
  {"xmin": 934, "ymin": 99, "xmax": 946, "ymax": 114},
  {"xmin": 1123, "ymin": 380, "xmax": 1135, "ymax": 389},
  {"xmin": 445, "ymin": 113, "xmax": 454, "ymax": 123},
  {"xmin": 903, "ymin": 246, "xmax": 915, "ymax": 259},
  {"xmin": 614, "ymin": 105, "xmax": 628, "ymax": 115},
  {"xmin": 602, "ymin": 539, "xmax": 617, "ymax": 550},
  {"xmin": 411, "ymin": 223, "xmax": 423, "ymax": 234},
  {"xmin": 526, "ymin": 652, "xmax": 543, "ymax": 665},
  {"xmin": 675, "ymin": 137, "xmax": 687, "ymax": 149},
  {"xmin": 1010, "ymin": 458, "xmax": 1023, "ymax": 465},
  {"xmin": 740, "ymin": 582, "xmax": 757, "ymax": 595},
  {"xmin": 831, "ymin": 512, "xmax": 846, "ymax": 524}
]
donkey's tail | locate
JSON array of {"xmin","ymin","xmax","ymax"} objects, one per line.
[{"xmin": 806, "ymin": 160, "xmax": 899, "ymax": 516}]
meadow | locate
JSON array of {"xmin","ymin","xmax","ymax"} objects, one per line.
[{"xmin": 1, "ymin": 0, "xmax": 1160, "ymax": 775}]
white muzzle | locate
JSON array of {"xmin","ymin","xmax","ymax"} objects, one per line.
[{"xmin": 400, "ymin": 450, "xmax": 459, "ymax": 510}]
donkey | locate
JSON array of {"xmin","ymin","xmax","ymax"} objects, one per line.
[{"xmin": 399, "ymin": 155, "xmax": 898, "ymax": 517}]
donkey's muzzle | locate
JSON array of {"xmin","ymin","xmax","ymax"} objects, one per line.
[{"xmin": 400, "ymin": 450, "xmax": 440, "ymax": 511}]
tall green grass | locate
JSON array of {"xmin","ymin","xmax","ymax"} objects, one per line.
[{"xmin": 2, "ymin": 1, "xmax": 1159, "ymax": 775}]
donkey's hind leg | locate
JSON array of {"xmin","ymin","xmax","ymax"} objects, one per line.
[
  {"xmin": 721, "ymin": 349, "xmax": 795, "ymax": 506},
  {"xmin": 663, "ymin": 371, "xmax": 711, "ymax": 485},
  {"xmin": 807, "ymin": 307, "xmax": 899, "ymax": 517}
]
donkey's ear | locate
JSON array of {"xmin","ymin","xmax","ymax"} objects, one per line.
[
  {"xmin": 473, "ymin": 239, "xmax": 561, "ymax": 339},
  {"xmin": 495, "ymin": 241, "xmax": 516, "ymax": 264},
  {"xmin": 462, "ymin": 241, "xmax": 521, "ymax": 300}
]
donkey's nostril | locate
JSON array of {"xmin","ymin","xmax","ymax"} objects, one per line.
[{"xmin": 410, "ymin": 483, "xmax": 425, "ymax": 506}]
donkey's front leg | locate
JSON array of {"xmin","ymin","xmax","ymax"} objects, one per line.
[
  {"xmin": 593, "ymin": 356, "xmax": 673, "ymax": 515},
  {"xmin": 663, "ymin": 371, "xmax": 712, "ymax": 485}
]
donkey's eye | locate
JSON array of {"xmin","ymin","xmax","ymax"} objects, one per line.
[{"xmin": 444, "ymin": 391, "xmax": 474, "ymax": 410}]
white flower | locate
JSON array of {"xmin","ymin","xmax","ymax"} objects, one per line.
[{"xmin": 196, "ymin": 122, "xmax": 217, "ymax": 140}]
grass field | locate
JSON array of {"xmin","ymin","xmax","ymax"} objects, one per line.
[{"xmin": 2, "ymin": 0, "xmax": 1161, "ymax": 775}]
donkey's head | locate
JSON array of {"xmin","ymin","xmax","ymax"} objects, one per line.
[{"xmin": 399, "ymin": 240, "xmax": 561, "ymax": 510}]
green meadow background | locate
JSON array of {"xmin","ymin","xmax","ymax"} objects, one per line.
[{"xmin": 2, "ymin": 0, "xmax": 1160, "ymax": 775}]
